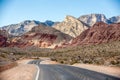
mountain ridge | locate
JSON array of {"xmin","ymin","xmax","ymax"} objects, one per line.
[
  {"xmin": 0, "ymin": 20, "xmax": 55, "ymax": 36},
  {"xmin": 0, "ymin": 13, "xmax": 120, "ymax": 42},
  {"xmin": 53, "ymin": 14, "xmax": 120, "ymax": 37},
  {"xmin": 78, "ymin": 14, "xmax": 120, "ymax": 26}
]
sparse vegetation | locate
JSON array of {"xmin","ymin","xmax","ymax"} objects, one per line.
[
  {"xmin": 51, "ymin": 41, "xmax": 120, "ymax": 66},
  {"xmin": 0, "ymin": 41, "xmax": 120, "ymax": 67}
]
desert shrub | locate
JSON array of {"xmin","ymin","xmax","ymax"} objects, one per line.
[
  {"xmin": 49, "ymin": 41, "xmax": 120, "ymax": 66},
  {"xmin": 0, "ymin": 41, "xmax": 120, "ymax": 66}
]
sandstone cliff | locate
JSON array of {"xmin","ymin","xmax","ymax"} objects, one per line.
[{"xmin": 54, "ymin": 15, "xmax": 89, "ymax": 37}]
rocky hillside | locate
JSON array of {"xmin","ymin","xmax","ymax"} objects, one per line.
[
  {"xmin": 54, "ymin": 14, "xmax": 120, "ymax": 38},
  {"xmin": 71, "ymin": 22, "xmax": 120, "ymax": 46},
  {"xmin": 9, "ymin": 24, "xmax": 73, "ymax": 48},
  {"xmin": 0, "ymin": 20, "xmax": 55, "ymax": 36},
  {"xmin": 1, "ymin": 14, "xmax": 120, "ymax": 38},
  {"xmin": 53, "ymin": 15, "xmax": 89, "ymax": 37}
]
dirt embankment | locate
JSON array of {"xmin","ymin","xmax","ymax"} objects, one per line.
[
  {"xmin": 0, "ymin": 59, "xmax": 37, "ymax": 80},
  {"xmin": 0, "ymin": 64, "xmax": 37, "ymax": 80},
  {"xmin": 0, "ymin": 62, "xmax": 17, "ymax": 72}
]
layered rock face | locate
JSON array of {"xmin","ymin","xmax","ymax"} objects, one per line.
[
  {"xmin": 10, "ymin": 24, "xmax": 73, "ymax": 48},
  {"xmin": 71, "ymin": 22, "xmax": 120, "ymax": 46},
  {"xmin": 54, "ymin": 15, "xmax": 89, "ymax": 37}
]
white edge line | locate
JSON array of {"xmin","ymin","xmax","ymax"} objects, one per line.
[{"xmin": 35, "ymin": 65, "xmax": 40, "ymax": 80}]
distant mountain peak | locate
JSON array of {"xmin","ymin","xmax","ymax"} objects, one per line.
[
  {"xmin": 78, "ymin": 14, "xmax": 107, "ymax": 26},
  {"xmin": 64, "ymin": 15, "xmax": 77, "ymax": 22},
  {"xmin": 81, "ymin": 13, "xmax": 105, "ymax": 16},
  {"xmin": 20, "ymin": 20, "xmax": 40, "ymax": 25},
  {"xmin": 109, "ymin": 16, "xmax": 120, "ymax": 23},
  {"xmin": 0, "ymin": 20, "xmax": 55, "ymax": 36},
  {"xmin": 44, "ymin": 20, "xmax": 55, "ymax": 26}
]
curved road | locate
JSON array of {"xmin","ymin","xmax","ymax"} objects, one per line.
[{"xmin": 29, "ymin": 60, "xmax": 120, "ymax": 80}]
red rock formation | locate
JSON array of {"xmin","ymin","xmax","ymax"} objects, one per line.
[
  {"xmin": 0, "ymin": 35, "xmax": 7, "ymax": 47},
  {"xmin": 71, "ymin": 22, "xmax": 120, "ymax": 46},
  {"xmin": 9, "ymin": 24, "xmax": 73, "ymax": 48},
  {"xmin": 10, "ymin": 33, "xmax": 65, "ymax": 48}
]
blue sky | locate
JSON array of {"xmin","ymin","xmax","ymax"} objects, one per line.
[{"xmin": 0, "ymin": 0, "xmax": 120, "ymax": 27}]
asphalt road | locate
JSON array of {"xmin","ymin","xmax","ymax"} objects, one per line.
[{"xmin": 29, "ymin": 60, "xmax": 120, "ymax": 80}]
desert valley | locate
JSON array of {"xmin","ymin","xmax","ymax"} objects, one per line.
[{"xmin": 0, "ymin": 13, "xmax": 120, "ymax": 80}]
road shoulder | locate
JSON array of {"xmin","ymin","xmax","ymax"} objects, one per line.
[{"xmin": 73, "ymin": 63, "xmax": 120, "ymax": 78}]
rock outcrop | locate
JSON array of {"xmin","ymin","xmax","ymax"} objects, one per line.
[
  {"xmin": 54, "ymin": 15, "xmax": 89, "ymax": 37},
  {"xmin": 71, "ymin": 22, "xmax": 120, "ymax": 46}
]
